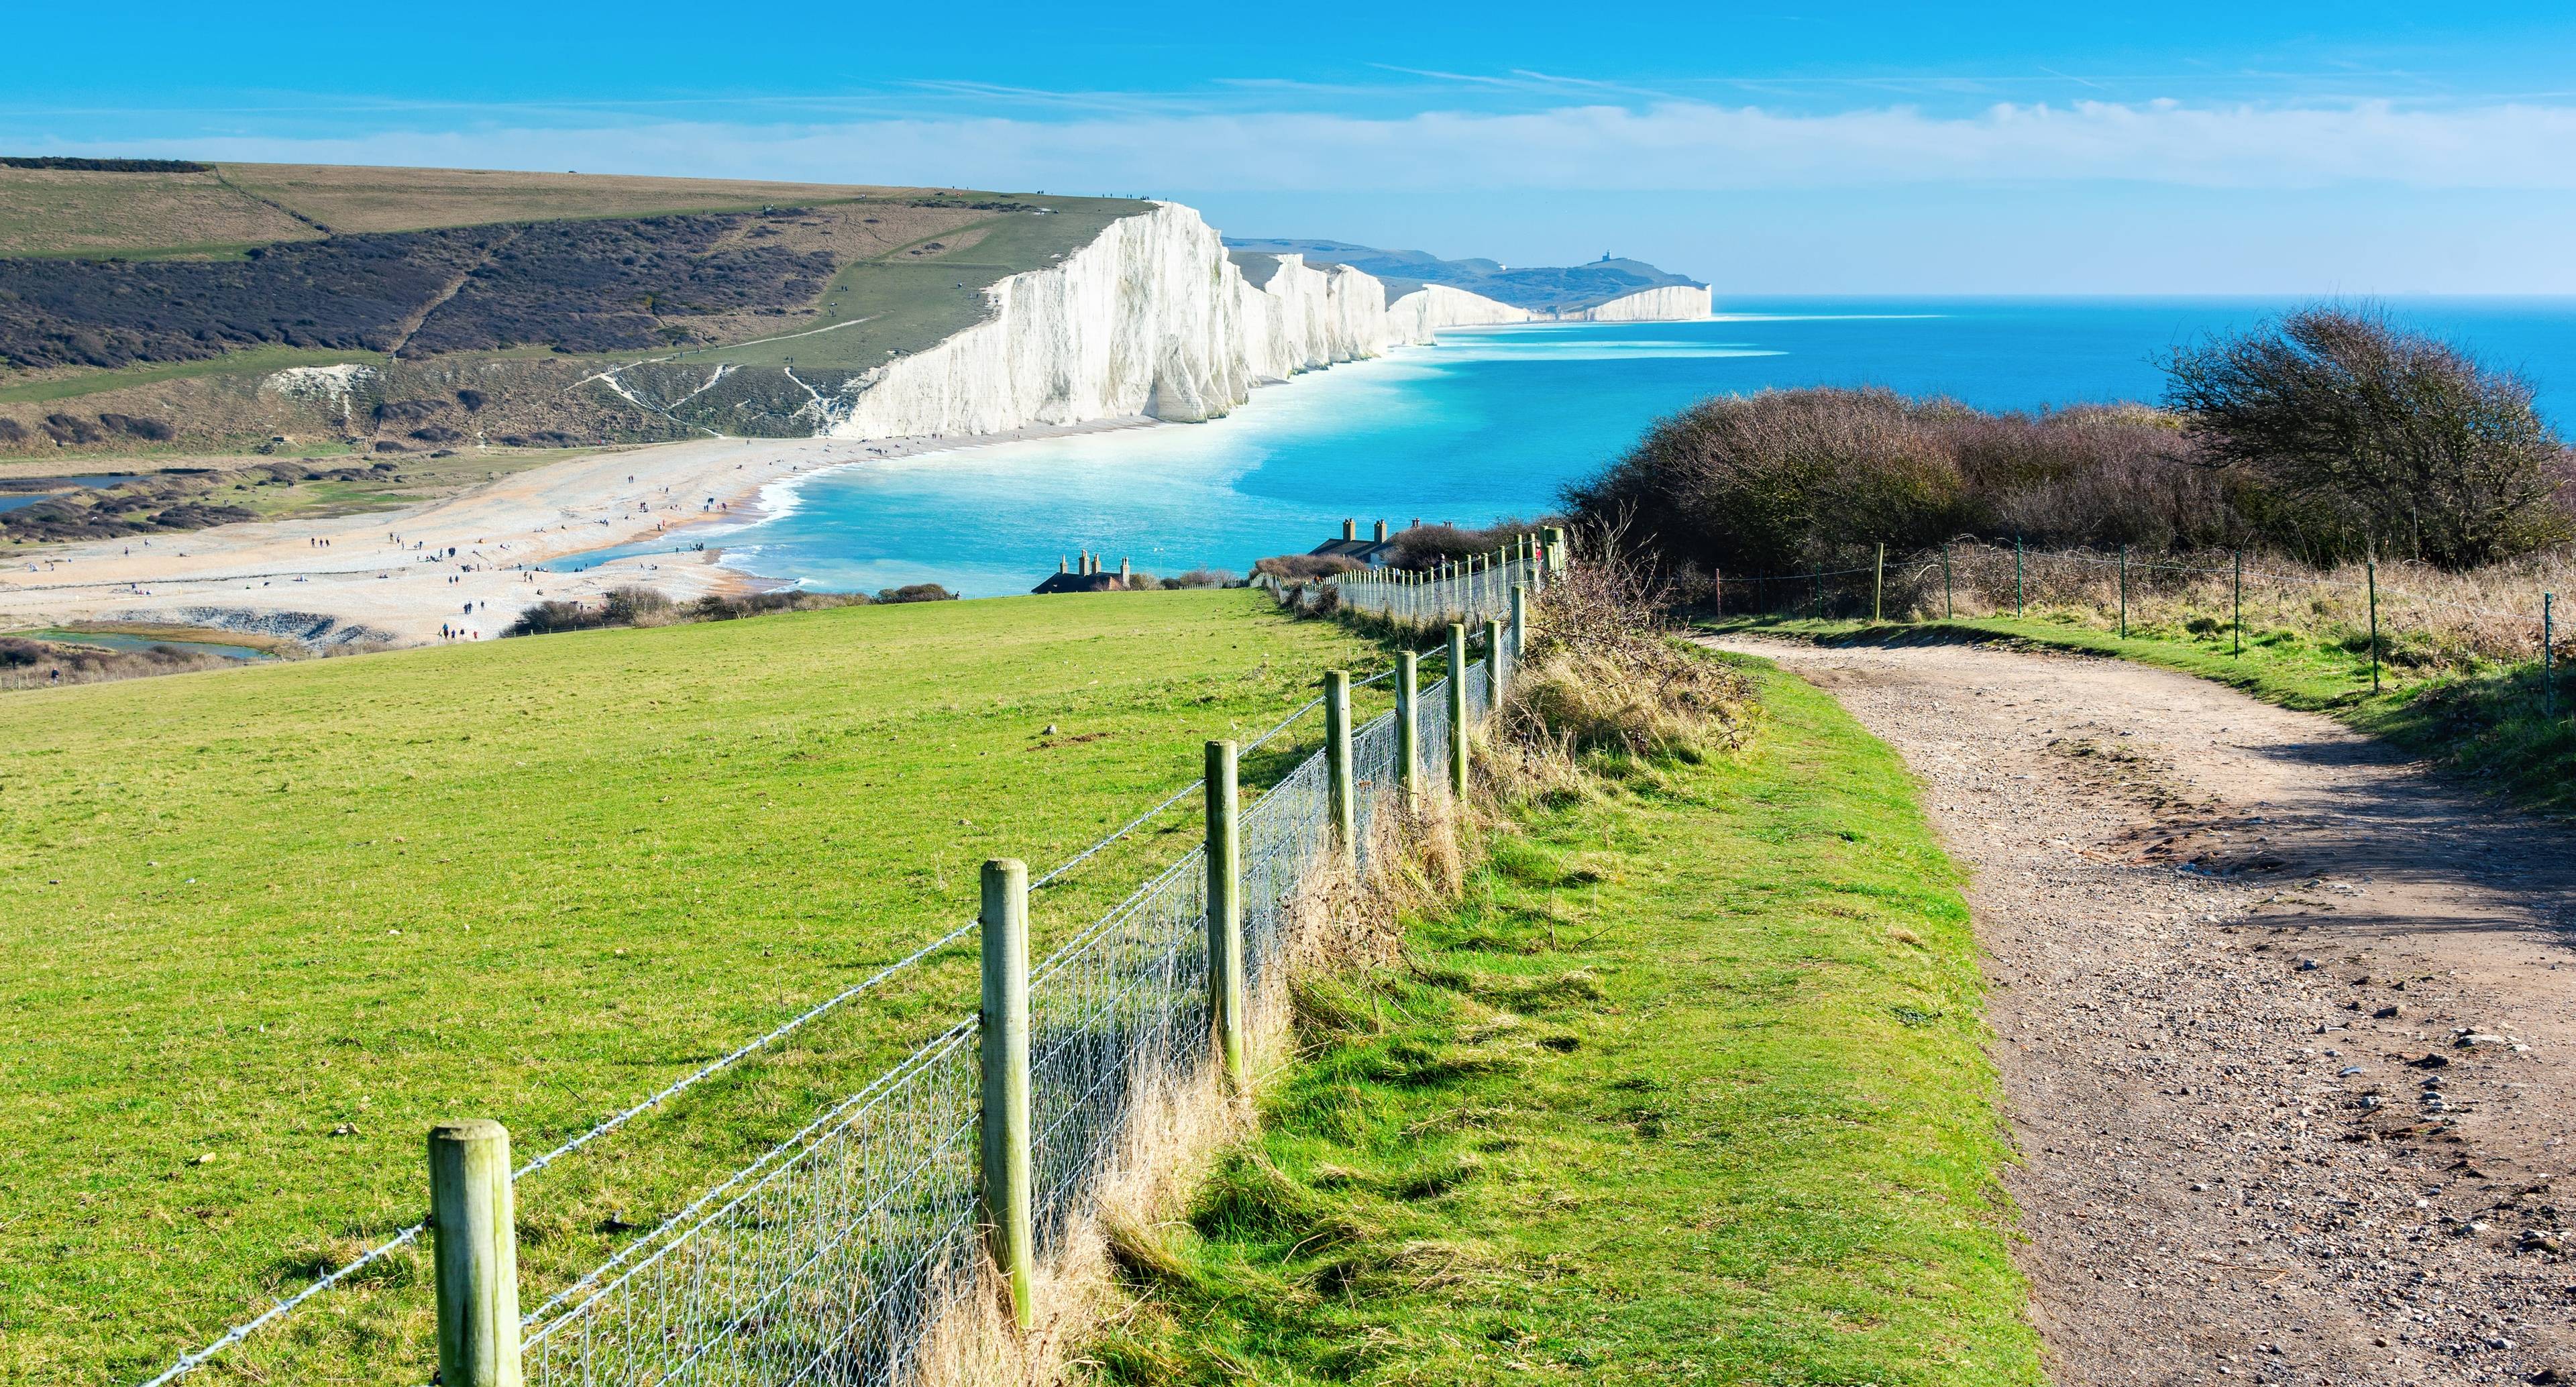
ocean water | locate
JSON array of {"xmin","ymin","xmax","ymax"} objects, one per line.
[{"xmin": 710, "ymin": 298, "xmax": 2576, "ymax": 598}]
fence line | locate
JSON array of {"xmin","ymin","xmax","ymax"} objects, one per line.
[
  {"xmin": 138, "ymin": 637, "xmax": 1474, "ymax": 1386},
  {"xmin": 144, "ymin": 571, "xmax": 1534, "ymax": 1386},
  {"xmin": 1250, "ymin": 524, "xmax": 1566, "ymax": 628},
  {"xmin": 1725, "ymin": 537, "xmax": 2575, "ymax": 682},
  {"xmin": 517, "ymin": 647, "xmax": 1499, "ymax": 1384}
]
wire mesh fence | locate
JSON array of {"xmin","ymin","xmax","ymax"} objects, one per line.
[
  {"xmin": 1327, "ymin": 549, "xmax": 1548, "ymax": 626},
  {"xmin": 522, "ymin": 1021, "xmax": 983, "ymax": 1387},
  {"xmin": 1724, "ymin": 537, "xmax": 2576, "ymax": 680},
  {"xmin": 512, "ymin": 646, "xmax": 1485, "ymax": 1387}
]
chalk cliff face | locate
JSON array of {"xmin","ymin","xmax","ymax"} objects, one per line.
[
  {"xmin": 1385, "ymin": 284, "xmax": 1534, "ymax": 339},
  {"xmin": 1566, "ymin": 285, "xmax": 1713, "ymax": 322},
  {"xmin": 820, "ymin": 204, "xmax": 1528, "ymax": 440}
]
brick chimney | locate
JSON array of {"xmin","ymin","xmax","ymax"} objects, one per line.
[
  {"xmin": 1342, "ymin": 518, "xmax": 1357, "ymax": 542},
  {"xmin": 1119, "ymin": 557, "xmax": 1132, "ymax": 585},
  {"xmin": 1373, "ymin": 520, "xmax": 1388, "ymax": 542},
  {"xmin": 1059, "ymin": 555, "xmax": 1068, "ymax": 573}
]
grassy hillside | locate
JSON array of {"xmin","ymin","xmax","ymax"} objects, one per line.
[
  {"xmin": 0, "ymin": 589, "xmax": 1389, "ymax": 1384},
  {"xmin": 1092, "ymin": 659, "xmax": 2041, "ymax": 1384},
  {"xmin": 0, "ymin": 163, "xmax": 1145, "ymax": 455},
  {"xmin": 0, "ymin": 162, "xmax": 967, "ymax": 259}
]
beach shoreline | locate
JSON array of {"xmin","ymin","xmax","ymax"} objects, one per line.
[{"xmin": 0, "ymin": 416, "xmax": 1161, "ymax": 649}]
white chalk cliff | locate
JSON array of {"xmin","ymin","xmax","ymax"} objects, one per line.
[
  {"xmin": 822, "ymin": 203, "xmax": 1576, "ymax": 441},
  {"xmin": 1560, "ymin": 284, "xmax": 1714, "ymax": 322}
]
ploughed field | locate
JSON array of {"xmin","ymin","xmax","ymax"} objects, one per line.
[{"xmin": 0, "ymin": 589, "xmax": 1387, "ymax": 1384}]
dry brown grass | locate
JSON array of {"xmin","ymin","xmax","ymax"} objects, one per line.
[
  {"xmin": 0, "ymin": 167, "xmax": 319, "ymax": 258},
  {"xmin": 1884, "ymin": 539, "xmax": 2572, "ymax": 671},
  {"xmin": 1506, "ymin": 545, "xmax": 1757, "ymax": 759},
  {"xmin": 214, "ymin": 164, "xmax": 953, "ymax": 235}
]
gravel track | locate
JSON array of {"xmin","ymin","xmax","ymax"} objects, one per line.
[{"xmin": 1707, "ymin": 633, "xmax": 2576, "ymax": 1387}]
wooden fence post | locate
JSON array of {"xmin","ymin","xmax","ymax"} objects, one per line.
[
  {"xmin": 1325, "ymin": 671, "xmax": 1356, "ymax": 866},
  {"xmin": 1872, "ymin": 543, "xmax": 1884, "ymax": 623},
  {"xmin": 1942, "ymin": 541, "xmax": 1953, "ymax": 619},
  {"xmin": 1485, "ymin": 617, "xmax": 1508, "ymax": 701},
  {"xmin": 429, "ymin": 1121, "xmax": 523, "ymax": 1387},
  {"xmin": 1396, "ymin": 652, "xmax": 1421, "ymax": 810},
  {"xmin": 2014, "ymin": 536, "xmax": 2025, "ymax": 616},
  {"xmin": 978, "ymin": 858, "xmax": 1034, "ymax": 1330},
  {"xmin": 1204, "ymin": 742, "xmax": 1246, "ymax": 1085},
  {"xmin": 1510, "ymin": 583, "xmax": 1529, "ymax": 665},
  {"xmin": 2547, "ymin": 594, "xmax": 2557, "ymax": 718},
  {"xmin": 1446, "ymin": 624, "xmax": 1470, "ymax": 800}
]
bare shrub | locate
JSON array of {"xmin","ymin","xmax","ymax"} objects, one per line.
[
  {"xmin": 1161, "ymin": 568, "xmax": 1236, "ymax": 589},
  {"xmin": 1383, "ymin": 518, "xmax": 1552, "ymax": 571},
  {"xmin": 2165, "ymin": 304, "xmax": 2575, "ymax": 567},
  {"xmin": 1250, "ymin": 553, "xmax": 1364, "ymax": 581},
  {"xmin": 1505, "ymin": 536, "xmax": 1755, "ymax": 760},
  {"xmin": 1567, "ymin": 387, "xmax": 2222, "ymax": 579}
]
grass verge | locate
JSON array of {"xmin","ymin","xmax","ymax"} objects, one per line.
[
  {"xmin": 1085, "ymin": 657, "xmax": 2041, "ymax": 1385},
  {"xmin": 0, "ymin": 588, "xmax": 1392, "ymax": 1385},
  {"xmin": 1715, "ymin": 612, "xmax": 2576, "ymax": 818}
]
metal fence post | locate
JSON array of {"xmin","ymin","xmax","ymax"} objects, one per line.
[
  {"xmin": 2367, "ymin": 557, "xmax": 2381, "ymax": 694},
  {"xmin": 977, "ymin": 858, "xmax": 1034, "ymax": 1330},
  {"xmin": 1204, "ymin": 742, "xmax": 1246, "ymax": 1085},
  {"xmin": 2117, "ymin": 543, "xmax": 2128, "ymax": 639},
  {"xmin": 1872, "ymin": 542, "xmax": 1884, "ymax": 623},
  {"xmin": 2233, "ymin": 549, "xmax": 2243, "ymax": 657},
  {"xmin": 1395, "ymin": 651, "xmax": 1420, "ymax": 810},
  {"xmin": 429, "ymin": 1121, "xmax": 523, "ymax": 1387},
  {"xmin": 1446, "ymin": 624, "xmax": 1470, "ymax": 799},
  {"xmin": 1325, "ymin": 671, "xmax": 1356, "ymax": 866}
]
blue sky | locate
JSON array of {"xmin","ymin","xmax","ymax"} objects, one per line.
[{"xmin": 13, "ymin": 1, "xmax": 2576, "ymax": 294}]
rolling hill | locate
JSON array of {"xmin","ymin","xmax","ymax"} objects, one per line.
[
  {"xmin": 0, "ymin": 162, "xmax": 1144, "ymax": 453},
  {"xmin": 1221, "ymin": 236, "xmax": 1706, "ymax": 315}
]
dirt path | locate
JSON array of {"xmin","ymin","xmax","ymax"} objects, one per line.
[{"xmin": 1707, "ymin": 633, "xmax": 2576, "ymax": 1387}]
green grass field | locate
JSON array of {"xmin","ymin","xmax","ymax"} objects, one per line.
[
  {"xmin": 0, "ymin": 590, "xmax": 1393, "ymax": 1384},
  {"xmin": 0, "ymin": 345, "xmax": 396, "ymax": 406},
  {"xmin": 1716, "ymin": 612, "xmax": 2576, "ymax": 817},
  {"xmin": 1091, "ymin": 659, "xmax": 2042, "ymax": 1385}
]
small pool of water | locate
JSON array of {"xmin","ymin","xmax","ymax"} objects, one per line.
[
  {"xmin": 32, "ymin": 629, "xmax": 278, "ymax": 661},
  {"xmin": 535, "ymin": 541, "xmax": 716, "ymax": 574},
  {"xmin": 0, "ymin": 474, "xmax": 146, "ymax": 513}
]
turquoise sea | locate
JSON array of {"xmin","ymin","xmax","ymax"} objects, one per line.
[{"xmin": 708, "ymin": 298, "xmax": 2576, "ymax": 598}]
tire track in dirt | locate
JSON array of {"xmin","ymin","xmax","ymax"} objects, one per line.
[{"xmin": 1707, "ymin": 633, "xmax": 2576, "ymax": 1387}]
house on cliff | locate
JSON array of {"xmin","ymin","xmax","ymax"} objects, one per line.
[
  {"xmin": 1310, "ymin": 519, "xmax": 1403, "ymax": 567},
  {"xmin": 1033, "ymin": 551, "xmax": 1134, "ymax": 593}
]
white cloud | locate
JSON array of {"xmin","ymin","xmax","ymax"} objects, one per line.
[{"xmin": 131, "ymin": 98, "xmax": 2576, "ymax": 194}]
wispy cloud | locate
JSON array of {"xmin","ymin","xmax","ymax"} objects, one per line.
[{"xmin": 34, "ymin": 98, "xmax": 2576, "ymax": 195}]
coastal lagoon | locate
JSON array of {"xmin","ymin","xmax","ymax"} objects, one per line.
[{"xmin": 715, "ymin": 298, "xmax": 2576, "ymax": 598}]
